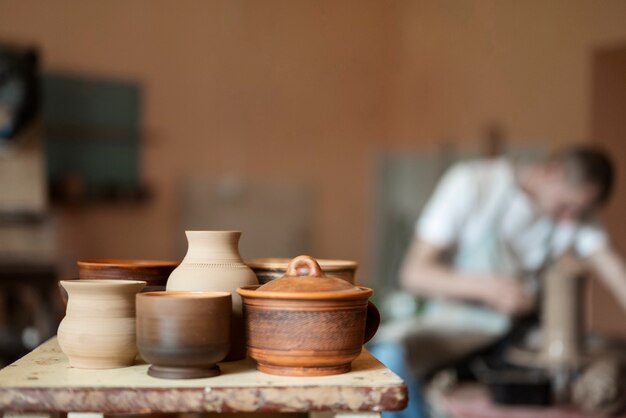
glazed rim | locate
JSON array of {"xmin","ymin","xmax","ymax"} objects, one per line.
[
  {"xmin": 61, "ymin": 279, "xmax": 147, "ymax": 286},
  {"xmin": 77, "ymin": 259, "xmax": 178, "ymax": 268},
  {"xmin": 139, "ymin": 290, "xmax": 231, "ymax": 299},
  {"xmin": 245, "ymin": 258, "xmax": 357, "ymax": 270},
  {"xmin": 237, "ymin": 285, "xmax": 372, "ymax": 300}
]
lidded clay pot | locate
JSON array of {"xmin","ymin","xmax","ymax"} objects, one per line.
[
  {"xmin": 58, "ymin": 279, "xmax": 146, "ymax": 369},
  {"xmin": 237, "ymin": 255, "xmax": 380, "ymax": 376},
  {"xmin": 166, "ymin": 231, "xmax": 258, "ymax": 361}
]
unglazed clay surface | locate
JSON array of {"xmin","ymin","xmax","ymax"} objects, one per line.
[
  {"xmin": 238, "ymin": 256, "xmax": 379, "ymax": 376},
  {"xmin": 136, "ymin": 291, "xmax": 231, "ymax": 379},
  {"xmin": 57, "ymin": 279, "xmax": 146, "ymax": 369},
  {"xmin": 166, "ymin": 231, "xmax": 258, "ymax": 361}
]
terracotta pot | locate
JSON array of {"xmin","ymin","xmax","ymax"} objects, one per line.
[
  {"xmin": 237, "ymin": 255, "xmax": 380, "ymax": 376},
  {"xmin": 245, "ymin": 257, "xmax": 358, "ymax": 285},
  {"xmin": 166, "ymin": 231, "xmax": 258, "ymax": 361},
  {"xmin": 77, "ymin": 259, "xmax": 178, "ymax": 292},
  {"xmin": 136, "ymin": 291, "xmax": 231, "ymax": 379},
  {"xmin": 58, "ymin": 279, "xmax": 146, "ymax": 369}
]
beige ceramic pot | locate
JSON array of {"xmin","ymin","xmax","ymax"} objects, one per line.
[
  {"xmin": 245, "ymin": 258, "xmax": 358, "ymax": 285},
  {"xmin": 57, "ymin": 279, "xmax": 146, "ymax": 369},
  {"xmin": 166, "ymin": 231, "xmax": 258, "ymax": 361}
]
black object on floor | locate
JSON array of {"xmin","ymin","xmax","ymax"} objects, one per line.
[{"xmin": 472, "ymin": 358, "xmax": 552, "ymax": 406}]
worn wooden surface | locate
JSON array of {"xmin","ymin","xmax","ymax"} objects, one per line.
[{"xmin": 0, "ymin": 338, "xmax": 406, "ymax": 414}]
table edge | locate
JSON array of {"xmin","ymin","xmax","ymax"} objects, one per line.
[{"xmin": 0, "ymin": 383, "xmax": 408, "ymax": 413}]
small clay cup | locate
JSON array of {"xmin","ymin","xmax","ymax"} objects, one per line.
[
  {"xmin": 245, "ymin": 258, "xmax": 358, "ymax": 285},
  {"xmin": 136, "ymin": 291, "xmax": 231, "ymax": 379},
  {"xmin": 77, "ymin": 259, "xmax": 178, "ymax": 292}
]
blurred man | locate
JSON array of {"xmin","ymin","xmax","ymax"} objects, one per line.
[{"xmin": 372, "ymin": 146, "xmax": 626, "ymax": 418}]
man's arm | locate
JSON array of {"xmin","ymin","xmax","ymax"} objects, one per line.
[
  {"xmin": 399, "ymin": 238, "xmax": 535, "ymax": 315},
  {"xmin": 587, "ymin": 247, "xmax": 626, "ymax": 311}
]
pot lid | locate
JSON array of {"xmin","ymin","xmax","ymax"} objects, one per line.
[
  {"xmin": 256, "ymin": 255, "xmax": 359, "ymax": 293},
  {"xmin": 245, "ymin": 257, "xmax": 357, "ymax": 271}
]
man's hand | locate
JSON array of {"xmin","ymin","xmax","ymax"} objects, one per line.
[
  {"xmin": 478, "ymin": 277, "xmax": 536, "ymax": 316},
  {"xmin": 401, "ymin": 239, "xmax": 536, "ymax": 316}
]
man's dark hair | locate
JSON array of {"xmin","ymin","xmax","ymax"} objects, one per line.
[{"xmin": 552, "ymin": 145, "xmax": 615, "ymax": 206}]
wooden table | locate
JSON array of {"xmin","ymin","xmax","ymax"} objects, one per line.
[{"xmin": 0, "ymin": 338, "xmax": 407, "ymax": 418}]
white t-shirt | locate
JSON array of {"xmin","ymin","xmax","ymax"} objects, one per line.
[
  {"xmin": 412, "ymin": 158, "xmax": 608, "ymax": 335},
  {"xmin": 417, "ymin": 158, "xmax": 608, "ymax": 274}
]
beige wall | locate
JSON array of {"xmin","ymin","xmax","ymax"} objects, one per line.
[
  {"xmin": 590, "ymin": 46, "xmax": 626, "ymax": 337},
  {"xmin": 385, "ymin": 0, "xmax": 626, "ymax": 146},
  {"xmin": 1, "ymin": 0, "xmax": 626, "ymax": 282}
]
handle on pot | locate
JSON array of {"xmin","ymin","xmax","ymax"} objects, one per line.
[
  {"xmin": 363, "ymin": 301, "xmax": 381, "ymax": 344},
  {"xmin": 286, "ymin": 255, "xmax": 324, "ymax": 278}
]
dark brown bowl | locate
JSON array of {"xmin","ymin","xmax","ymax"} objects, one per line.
[
  {"xmin": 77, "ymin": 259, "xmax": 178, "ymax": 292},
  {"xmin": 245, "ymin": 258, "xmax": 357, "ymax": 284},
  {"xmin": 136, "ymin": 291, "xmax": 232, "ymax": 379}
]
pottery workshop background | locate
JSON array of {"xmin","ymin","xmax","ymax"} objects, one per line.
[{"xmin": 2, "ymin": 1, "xmax": 626, "ymax": 336}]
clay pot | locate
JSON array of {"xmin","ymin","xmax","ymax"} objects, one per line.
[
  {"xmin": 166, "ymin": 231, "xmax": 258, "ymax": 361},
  {"xmin": 237, "ymin": 255, "xmax": 380, "ymax": 376},
  {"xmin": 540, "ymin": 256, "xmax": 586, "ymax": 368},
  {"xmin": 77, "ymin": 259, "xmax": 178, "ymax": 292},
  {"xmin": 136, "ymin": 291, "xmax": 232, "ymax": 379},
  {"xmin": 58, "ymin": 279, "xmax": 146, "ymax": 369},
  {"xmin": 245, "ymin": 257, "xmax": 358, "ymax": 285}
]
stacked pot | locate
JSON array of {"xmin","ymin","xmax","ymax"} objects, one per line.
[{"xmin": 57, "ymin": 231, "xmax": 379, "ymax": 379}]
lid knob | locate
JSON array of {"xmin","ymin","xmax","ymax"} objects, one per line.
[
  {"xmin": 253, "ymin": 255, "xmax": 360, "ymax": 293},
  {"xmin": 286, "ymin": 255, "xmax": 324, "ymax": 278}
]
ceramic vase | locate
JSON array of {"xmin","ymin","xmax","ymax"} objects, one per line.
[
  {"xmin": 166, "ymin": 230, "xmax": 258, "ymax": 361},
  {"xmin": 57, "ymin": 279, "xmax": 146, "ymax": 369}
]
